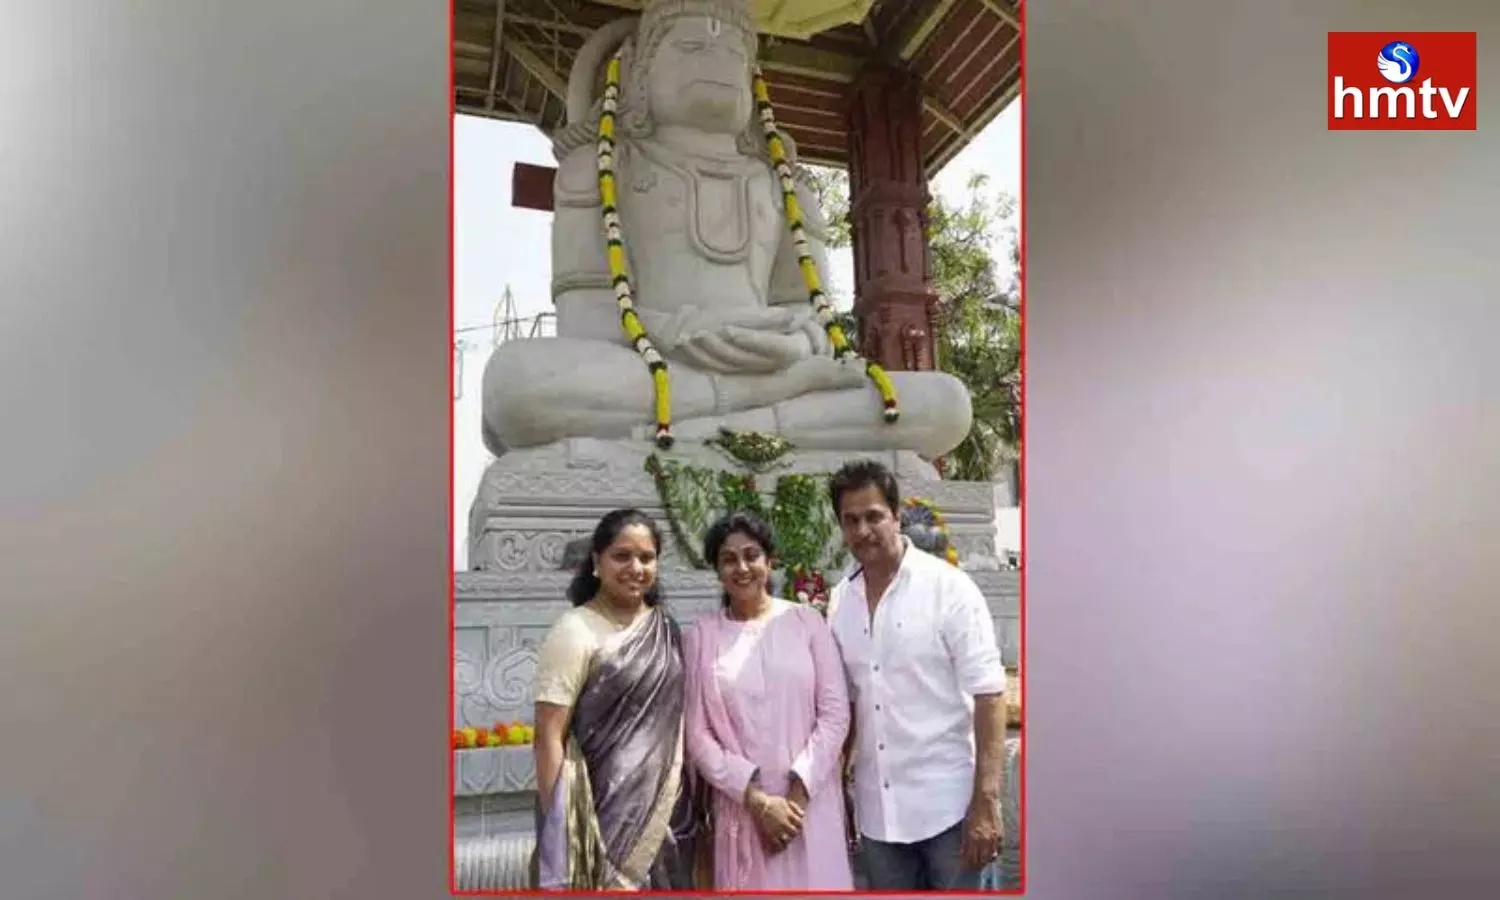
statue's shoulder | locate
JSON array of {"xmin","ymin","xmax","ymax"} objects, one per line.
[
  {"xmin": 552, "ymin": 131, "xmax": 641, "ymax": 209},
  {"xmin": 553, "ymin": 138, "xmax": 601, "ymax": 209}
]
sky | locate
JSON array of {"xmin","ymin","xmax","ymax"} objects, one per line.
[{"xmin": 452, "ymin": 101, "xmax": 1021, "ymax": 568}]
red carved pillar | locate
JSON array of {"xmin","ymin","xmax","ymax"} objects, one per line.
[{"xmin": 847, "ymin": 63, "xmax": 939, "ymax": 373}]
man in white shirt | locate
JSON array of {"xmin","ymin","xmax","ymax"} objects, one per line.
[{"xmin": 826, "ymin": 459, "xmax": 1007, "ymax": 891}]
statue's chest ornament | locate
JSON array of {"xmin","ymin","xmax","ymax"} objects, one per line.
[{"xmin": 630, "ymin": 142, "xmax": 775, "ymax": 265}]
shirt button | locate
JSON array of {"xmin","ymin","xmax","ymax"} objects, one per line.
[
  {"xmin": 873, "ymin": 664, "xmax": 880, "ymax": 672},
  {"xmin": 875, "ymin": 704, "xmax": 881, "ymax": 711},
  {"xmin": 878, "ymin": 743, "xmax": 885, "ymax": 750},
  {"xmin": 883, "ymin": 781, "xmax": 890, "ymax": 789}
]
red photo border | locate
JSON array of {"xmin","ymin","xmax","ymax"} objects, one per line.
[{"xmin": 447, "ymin": 1, "xmax": 1027, "ymax": 893}]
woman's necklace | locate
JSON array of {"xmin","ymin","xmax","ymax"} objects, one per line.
[{"xmin": 590, "ymin": 596, "xmax": 644, "ymax": 628}]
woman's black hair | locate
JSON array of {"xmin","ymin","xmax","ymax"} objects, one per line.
[
  {"xmin": 566, "ymin": 508, "xmax": 666, "ymax": 607},
  {"xmin": 702, "ymin": 511, "xmax": 777, "ymax": 607}
]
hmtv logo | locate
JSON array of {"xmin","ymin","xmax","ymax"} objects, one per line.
[{"xmin": 1328, "ymin": 32, "xmax": 1477, "ymax": 130}]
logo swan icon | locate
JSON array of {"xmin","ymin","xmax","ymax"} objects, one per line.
[{"xmin": 1377, "ymin": 41, "xmax": 1420, "ymax": 84}]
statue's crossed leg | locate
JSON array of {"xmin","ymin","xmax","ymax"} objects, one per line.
[{"xmin": 481, "ymin": 336, "xmax": 972, "ymax": 458}]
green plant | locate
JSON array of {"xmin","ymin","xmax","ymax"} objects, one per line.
[
  {"xmin": 770, "ymin": 473, "xmax": 842, "ymax": 581},
  {"xmin": 706, "ymin": 428, "xmax": 795, "ymax": 471}
]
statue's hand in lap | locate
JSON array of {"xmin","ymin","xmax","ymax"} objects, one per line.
[{"xmin": 666, "ymin": 306, "xmax": 831, "ymax": 374}]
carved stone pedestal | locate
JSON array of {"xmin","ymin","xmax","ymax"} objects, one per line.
[{"xmin": 452, "ymin": 437, "xmax": 1020, "ymax": 890}]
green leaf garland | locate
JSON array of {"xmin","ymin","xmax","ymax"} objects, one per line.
[{"xmin": 643, "ymin": 440, "xmax": 955, "ymax": 614}]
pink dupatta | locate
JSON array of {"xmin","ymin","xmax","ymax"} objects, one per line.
[{"xmin": 682, "ymin": 617, "xmax": 761, "ymax": 890}]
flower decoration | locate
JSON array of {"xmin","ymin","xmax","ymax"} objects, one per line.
[
  {"xmin": 787, "ymin": 565, "xmax": 831, "ymax": 616},
  {"xmin": 452, "ymin": 720, "xmax": 535, "ymax": 750},
  {"xmin": 599, "ymin": 55, "xmax": 673, "ymax": 449},
  {"xmin": 901, "ymin": 497, "xmax": 960, "ymax": 566},
  {"xmin": 708, "ymin": 427, "xmax": 794, "ymax": 468},
  {"xmin": 595, "ymin": 51, "xmax": 900, "ymax": 451},
  {"xmin": 752, "ymin": 69, "xmax": 900, "ymax": 422}
]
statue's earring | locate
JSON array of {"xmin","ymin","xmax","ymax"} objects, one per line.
[{"xmin": 708, "ymin": 18, "xmax": 721, "ymax": 37}]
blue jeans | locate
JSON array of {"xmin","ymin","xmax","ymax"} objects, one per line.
[{"xmin": 858, "ymin": 820, "xmax": 983, "ymax": 891}]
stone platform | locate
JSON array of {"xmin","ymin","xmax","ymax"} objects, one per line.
[{"xmin": 453, "ymin": 437, "xmax": 1021, "ymax": 889}]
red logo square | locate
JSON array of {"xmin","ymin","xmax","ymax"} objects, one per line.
[{"xmin": 1327, "ymin": 32, "xmax": 1477, "ymax": 130}]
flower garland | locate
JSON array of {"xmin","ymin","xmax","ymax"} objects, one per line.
[
  {"xmin": 707, "ymin": 427, "xmax": 794, "ymax": 470},
  {"xmin": 771, "ymin": 472, "xmax": 840, "ymax": 576},
  {"xmin": 903, "ymin": 497, "xmax": 961, "ymax": 566},
  {"xmin": 599, "ymin": 55, "xmax": 673, "ymax": 448},
  {"xmin": 643, "ymin": 454, "xmax": 716, "ymax": 569},
  {"xmin": 752, "ymin": 68, "xmax": 900, "ymax": 423},
  {"xmin": 596, "ymin": 52, "xmax": 900, "ymax": 450},
  {"xmin": 787, "ymin": 566, "xmax": 830, "ymax": 615},
  {"xmin": 453, "ymin": 721, "xmax": 535, "ymax": 750},
  {"xmin": 642, "ymin": 449, "xmax": 846, "ymax": 579}
]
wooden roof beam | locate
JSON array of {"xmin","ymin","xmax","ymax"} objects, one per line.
[
  {"xmin": 505, "ymin": 13, "xmax": 593, "ymax": 37},
  {"xmin": 759, "ymin": 41, "xmax": 864, "ymax": 82},
  {"xmin": 975, "ymin": 0, "xmax": 1021, "ymax": 31},
  {"xmin": 454, "ymin": 10, "xmax": 500, "ymax": 46},
  {"xmin": 485, "ymin": 0, "xmax": 508, "ymax": 112},
  {"xmin": 924, "ymin": 94, "xmax": 965, "ymax": 135},
  {"xmin": 478, "ymin": 15, "xmax": 864, "ymax": 87},
  {"xmin": 929, "ymin": 70, "xmax": 1019, "ymax": 173},
  {"xmin": 505, "ymin": 38, "xmax": 570, "ymax": 104},
  {"xmin": 889, "ymin": 0, "xmax": 960, "ymax": 60}
]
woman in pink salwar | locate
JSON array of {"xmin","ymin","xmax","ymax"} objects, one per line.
[{"xmin": 682, "ymin": 511, "xmax": 854, "ymax": 891}]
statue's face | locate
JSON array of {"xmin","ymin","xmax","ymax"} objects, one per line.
[{"xmin": 647, "ymin": 17, "xmax": 752, "ymax": 134}]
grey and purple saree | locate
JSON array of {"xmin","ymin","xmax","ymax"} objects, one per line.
[{"xmin": 532, "ymin": 607, "xmax": 708, "ymax": 890}]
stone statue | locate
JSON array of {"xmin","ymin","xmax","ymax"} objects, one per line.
[{"xmin": 480, "ymin": 0, "xmax": 972, "ymax": 461}]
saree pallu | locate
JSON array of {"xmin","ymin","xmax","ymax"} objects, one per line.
[{"xmin": 531, "ymin": 608, "xmax": 708, "ymax": 890}]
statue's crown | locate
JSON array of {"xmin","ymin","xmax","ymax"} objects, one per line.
[{"xmin": 639, "ymin": 0, "xmax": 757, "ymax": 42}]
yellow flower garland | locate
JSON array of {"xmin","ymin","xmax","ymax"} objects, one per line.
[
  {"xmin": 598, "ymin": 56, "xmax": 674, "ymax": 448},
  {"xmin": 905, "ymin": 496, "xmax": 961, "ymax": 565},
  {"xmin": 597, "ymin": 53, "xmax": 899, "ymax": 451},
  {"xmin": 752, "ymin": 68, "xmax": 900, "ymax": 423}
]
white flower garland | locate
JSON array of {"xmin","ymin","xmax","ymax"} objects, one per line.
[{"xmin": 598, "ymin": 52, "xmax": 900, "ymax": 450}]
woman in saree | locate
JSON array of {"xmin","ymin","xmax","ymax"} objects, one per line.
[
  {"xmin": 682, "ymin": 511, "xmax": 854, "ymax": 890},
  {"xmin": 530, "ymin": 508, "xmax": 705, "ymax": 890}
]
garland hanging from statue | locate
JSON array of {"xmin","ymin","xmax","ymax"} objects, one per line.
[
  {"xmin": 643, "ymin": 447, "xmax": 844, "ymax": 579},
  {"xmin": 642, "ymin": 435, "xmax": 962, "ymax": 614},
  {"xmin": 598, "ymin": 54, "xmax": 674, "ymax": 448},
  {"xmin": 751, "ymin": 67, "xmax": 899, "ymax": 422},
  {"xmin": 597, "ymin": 51, "xmax": 899, "ymax": 450}
]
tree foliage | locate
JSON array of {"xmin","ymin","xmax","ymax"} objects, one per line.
[{"xmin": 803, "ymin": 166, "xmax": 1021, "ymax": 483}]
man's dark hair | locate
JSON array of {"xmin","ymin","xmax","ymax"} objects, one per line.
[{"xmin": 828, "ymin": 459, "xmax": 901, "ymax": 517}]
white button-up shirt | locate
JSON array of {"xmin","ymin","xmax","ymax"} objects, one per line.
[{"xmin": 828, "ymin": 539, "xmax": 1006, "ymax": 844}]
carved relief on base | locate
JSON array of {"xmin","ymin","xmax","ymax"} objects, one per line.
[
  {"xmin": 452, "ymin": 567, "xmax": 1019, "ymax": 736},
  {"xmin": 466, "ymin": 438, "xmax": 966, "ymax": 573},
  {"xmin": 455, "ymin": 745, "xmax": 536, "ymax": 796},
  {"xmin": 454, "ymin": 452, "xmax": 1021, "ymax": 765}
]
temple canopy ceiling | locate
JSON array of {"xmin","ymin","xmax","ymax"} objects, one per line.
[{"xmin": 454, "ymin": 0, "xmax": 1021, "ymax": 171}]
